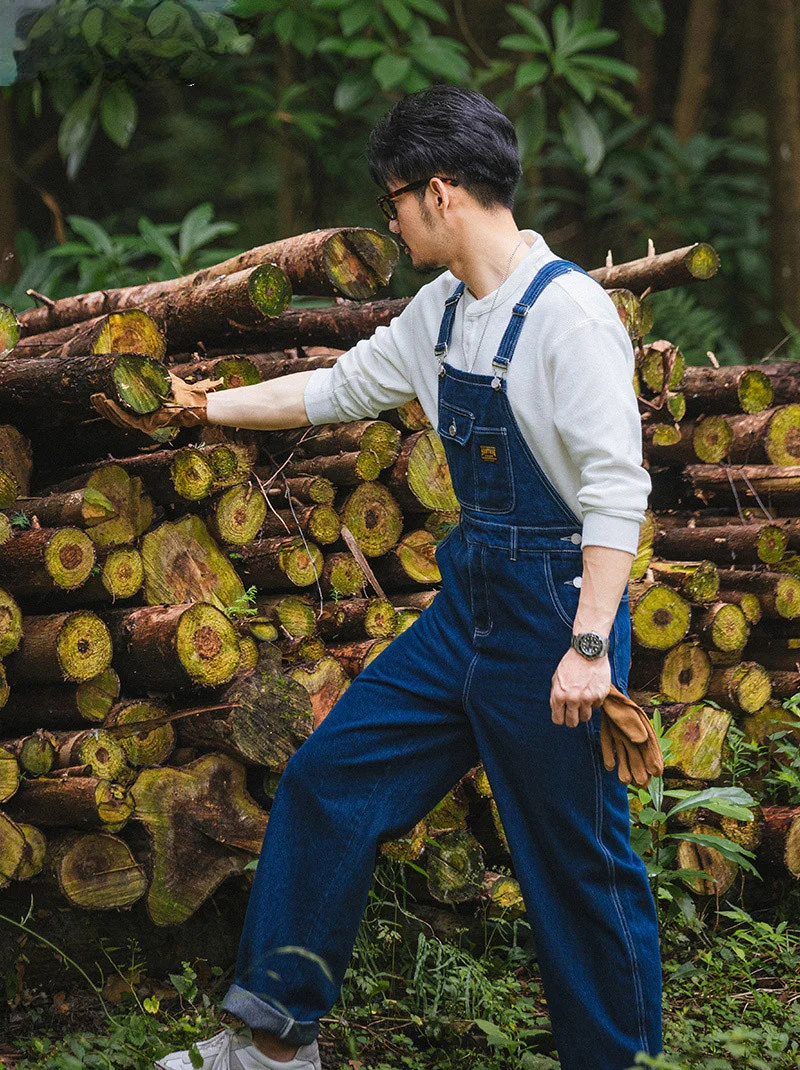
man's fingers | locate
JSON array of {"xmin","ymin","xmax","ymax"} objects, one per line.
[
  {"xmin": 564, "ymin": 700, "xmax": 580, "ymax": 729},
  {"xmin": 578, "ymin": 701, "xmax": 594, "ymax": 723}
]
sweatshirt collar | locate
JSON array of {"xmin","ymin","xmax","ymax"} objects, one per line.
[{"xmin": 461, "ymin": 230, "xmax": 554, "ymax": 317}]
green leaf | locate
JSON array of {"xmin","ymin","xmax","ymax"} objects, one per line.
[
  {"xmin": 81, "ymin": 7, "xmax": 104, "ymax": 47},
  {"xmin": 669, "ymin": 832, "xmax": 760, "ymax": 877},
  {"xmin": 83, "ymin": 487, "xmax": 115, "ymax": 512},
  {"xmin": 137, "ymin": 216, "xmax": 181, "ymax": 273},
  {"xmin": 473, "ymin": 1019, "xmax": 515, "ymax": 1049},
  {"xmin": 274, "ymin": 9, "xmax": 297, "ymax": 43},
  {"xmin": 100, "ymin": 83, "xmax": 138, "ymax": 149},
  {"xmin": 596, "ymin": 84, "xmax": 636, "ymax": 118},
  {"xmin": 563, "ymin": 27, "xmax": 619, "ymax": 56},
  {"xmin": 665, "ymin": 786, "xmax": 756, "ymax": 820},
  {"xmin": 570, "ymin": 53, "xmax": 640, "ymax": 83},
  {"xmin": 333, "ymin": 72, "xmax": 373, "ymax": 112},
  {"xmin": 410, "ymin": 36, "xmax": 470, "ymax": 80},
  {"xmin": 373, "ymin": 53, "xmax": 412, "ymax": 90},
  {"xmin": 551, "ymin": 5, "xmax": 572, "ymax": 52},
  {"xmin": 516, "ymin": 88, "xmax": 546, "ymax": 163},
  {"xmin": 339, "ymin": 0, "xmax": 374, "ymax": 36},
  {"xmin": 67, "ymin": 214, "xmax": 113, "ymax": 256},
  {"xmin": 515, "ymin": 59, "xmax": 549, "ymax": 88},
  {"xmin": 188, "ymin": 1042, "xmax": 203, "ymax": 1069},
  {"xmin": 147, "ymin": 1, "xmax": 184, "ymax": 36},
  {"xmin": 58, "ymin": 77, "xmax": 101, "ymax": 181},
  {"xmin": 383, "ymin": 0, "xmax": 413, "ymax": 31},
  {"xmin": 559, "ymin": 96, "xmax": 605, "ymax": 174},
  {"xmin": 499, "ymin": 33, "xmax": 547, "ymax": 53},
  {"xmin": 506, "ymin": 3, "xmax": 551, "ymax": 49},
  {"xmin": 629, "ymin": 0, "xmax": 665, "ymax": 35},
  {"xmin": 343, "ymin": 39, "xmax": 385, "ymax": 58},
  {"xmin": 563, "ymin": 67, "xmax": 597, "ymax": 103},
  {"xmin": 404, "ymin": 0, "xmax": 448, "ymax": 21}
]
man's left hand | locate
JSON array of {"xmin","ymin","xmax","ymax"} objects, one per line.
[{"xmin": 550, "ymin": 647, "xmax": 611, "ymax": 728}]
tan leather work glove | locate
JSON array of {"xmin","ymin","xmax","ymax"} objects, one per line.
[
  {"xmin": 600, "ymin": 685, "xmax": 664, "ymax": 787},
  {"xmin": 90, "ymin": 373, "xmax": 221, "ymax": 434}
]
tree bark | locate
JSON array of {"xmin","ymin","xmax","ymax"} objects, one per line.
[
  {"xmin": 672, "ymin": 0, "xmax": 721, "ymax": 142},
  {"xmin": 766, "ymin": 0, "xmax": 800, "ymax": 325}
]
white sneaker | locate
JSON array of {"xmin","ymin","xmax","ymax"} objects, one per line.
[{"xmin": 154, "ymin": 1025, "xmax": 322, "ymax": 1070}]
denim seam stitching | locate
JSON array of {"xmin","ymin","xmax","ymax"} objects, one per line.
[
  {"xmin": 543, "ymin": 553, "xmax": 577, "ymax": 630},
  {"xmin": 587, "ymin": 722, "xmax": 649, "ymax": 1053},
  {"xmin": 462, "ymin": 650, "xmax": 481, "ymax": 710}
]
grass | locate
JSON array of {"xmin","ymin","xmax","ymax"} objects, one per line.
[{"xmin": 2, "ymin": 867, "xmax": 799, "ymax": 1070}]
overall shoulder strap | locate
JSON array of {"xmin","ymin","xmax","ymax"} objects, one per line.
[
  {"xmin": 491, "ymin": 259, "xmax": 588, "ymax": 383},
  {"xmin": 434, "ymin": 281, "xmax": 466, "ymax": 361}
]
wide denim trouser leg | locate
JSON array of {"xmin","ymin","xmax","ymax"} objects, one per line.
[
  {"xmin": 221, "ymin": 531, "xmax": 663, "ymax": 1069},
  {"xmin": 222, "ymin": 597, "xmax": 481, "ymax": 1045}
]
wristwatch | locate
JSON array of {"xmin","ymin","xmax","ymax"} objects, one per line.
[{"xmin": 570, "ymin": 631, "xmax": 610, "ymax": 660}]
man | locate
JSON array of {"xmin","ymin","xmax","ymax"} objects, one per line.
[{"xmin": 114, "ymin": 86, "xmax": 662, "ymax": 1070}]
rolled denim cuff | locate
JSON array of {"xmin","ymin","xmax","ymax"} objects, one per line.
[{"xmin": 220, "ymin": 983, "xmax": 319, "ymax": 1046}]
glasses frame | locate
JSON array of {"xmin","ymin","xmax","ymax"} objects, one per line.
[{"xmin": 376, "ymin": 176, "xmax": 459, "ymax": 221}]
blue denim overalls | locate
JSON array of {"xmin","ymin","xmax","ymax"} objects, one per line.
[{"xmin": 222, "ymin": 260, "xmax": 664, "ymax": 1069}]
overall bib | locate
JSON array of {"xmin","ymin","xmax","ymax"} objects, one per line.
[{"xmin": 223, "ymin": 260, "xmax": 664, "ymax": 1070}]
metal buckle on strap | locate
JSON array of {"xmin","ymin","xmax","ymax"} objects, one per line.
[
  {"xmin": 444, "ymin": 292, "xmax": 462, "ymax": 307},
  {"xmin": 434, "ymin": 342, "xmax": 448, "ymax": 357},
  {"xmin": 511, "ymin": 302, "xmax": 530, "ymax": 317},
  {"xmin": 491, "ymin": 354, "xmax": 509, "ymax": 390}
]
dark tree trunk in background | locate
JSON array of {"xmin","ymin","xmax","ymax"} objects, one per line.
[
  {"xmin": 623, "ymin": 8, "xmax": 657, "ymax": 118},
  {"xmin": 672, "ymin": 0, "xmax": 721, "ymax": 142},
  {"xmin": 0, "ymin": 90, "xmax": 19, "ymax": 285},
  {"xmin": 766, "ymin": 0, "xmax": 800, "ymax": 327}
]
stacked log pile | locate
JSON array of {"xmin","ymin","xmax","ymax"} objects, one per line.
[{"xmin": 0, "ymin": 229, "xmax": 797, "ymax": 929}]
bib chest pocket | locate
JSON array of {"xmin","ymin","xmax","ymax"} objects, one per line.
[{"xmin": 439, "ymin": 402, "xmax": 515, "ymax": 514}]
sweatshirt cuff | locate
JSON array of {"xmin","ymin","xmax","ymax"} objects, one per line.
[
  {"xmin": 302, "ymin": 367, "xmax": 339, "ymax": 426},
  {"xmin": 581, "ymin": 512, "xmax": 641, "ymax": 555}
]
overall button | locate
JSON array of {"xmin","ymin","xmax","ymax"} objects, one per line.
[
  {"xmin": 570, "ymin": 532, "xmax": 581, "ymax": 545},
  {"xmin": 572, "ymin": 576, "xmax": 582, "ymax": 588},
  {"xmin": 449, "ymin": 421, "xmax": 457, "ymax": 436}
]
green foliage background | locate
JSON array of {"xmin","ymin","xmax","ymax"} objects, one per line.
[{"xmin": 0, "ymin": 0, "xmax": 774, "ymax": 365}]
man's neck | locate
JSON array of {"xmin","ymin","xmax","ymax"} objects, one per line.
[{"xmin": 446, "ymin": 217, "xmax": 535, "ymax": 300}]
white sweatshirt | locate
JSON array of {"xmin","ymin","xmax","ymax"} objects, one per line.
[{"xmin": 300, "ymin": 231, "xmax": 650, "ymax": 555}]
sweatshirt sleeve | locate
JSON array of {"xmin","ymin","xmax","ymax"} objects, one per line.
[
  {"xmin": 547, "ymin": 316, "xmax": 651, "ymax": 555},
  {"xmin": 303, "ymin": 298, "xmax": 421, "ymax": 425}
]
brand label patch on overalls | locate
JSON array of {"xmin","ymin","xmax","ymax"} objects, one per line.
[{"xmin": 480, "ymin": 445, "xmax": 498, "ymax": 463}]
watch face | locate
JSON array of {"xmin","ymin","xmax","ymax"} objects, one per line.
[{"xmin": 578, "ymin": 633, "xmax": 604, "ymax": 658}]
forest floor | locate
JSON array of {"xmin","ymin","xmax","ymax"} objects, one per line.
[{"xmin": 0, "ymin": 874, "xmax": 799, "ymax": 1070}]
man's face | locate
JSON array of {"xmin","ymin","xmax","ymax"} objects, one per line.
[{"xmin": 386, "ymin": 179, "xmax": 447, "ymax": 274}]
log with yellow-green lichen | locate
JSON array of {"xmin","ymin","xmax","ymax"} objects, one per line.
[
  {"xmin": 288, "ymin": 655, "xmax": 351, "ymax": 729},
  {"xmin": 637, "ymin": 340, "xmax": 686, "ymax": 397},
  {"xmin": 48, "ymin": 727, "xmax": 132, "ymax": 782},
  {"xmin": 654, "ymin": 521, "xmax": 788, "ymax": 568},
  {"xmin": 207, "ymin": 483, "xmax": 268, "ymax": 545},
  {"xmin": 14, "ymin": 822, "xmax": 47, "ymax": 880},
  {"xmin": 103, "ymin": 602, "xmax": 241, "ymax": 692},
  {"xmin": 658, "ymin": 702, "xmax": 733, "ymax": 781},
  {"xmin": 321, "ymin": 551, "xmax": 366, "ymax": 598},
  {"xmin": 0, "ymin": 302, "xmax": 19, "ymax": 356},
  {"xmin": 176, "ymin": 645, "xmax": 313, "ymax": 768},
  {"xmin": 717, "ymin": 569, "xmax": 800, "ymax": 619},
  {"xmin": 0, "ymin": 745, "xmax": 19, "ymax": 802},
  {"xmin": 129, "ymin": 752, "xmax": 270, "ymax": 925},
  {"xmin": 2, "ymin": 774, "xmax": 133, "ymax": 831},
  {"xmin": 43, "ymin": 830, "xmax": 148, "ymax": 910},
  {"xmin": 234, "ymin": 535, "xmax": 324, "ymax": 592},
  {"xmin": 695, "ymin": 601, "xmax": 750, "ymax": 653},
  {"xmin": 705, "ymin": 661, "xmax": 772, "ymax": 715},
  {"xmin": 630, "ymin": 582, "xmax": 691, "ymax": 650},
  {"xmin": 325, "ymin": 637, "xmax": 392, "ymax": 678},
  {"xmin": 262, "ymin": 474, "xmax": 336, "ymax": 506},
  {"xmin": 293, "ymin": 419, "xmax": 401, "ymax": 470},
  {"xmin": 284, "ymin": 448, "xmax": 381, "ymax": 485},
  {"xmin": 0, "ymin": 811, "xmax": 31, "ymax": 887},
  {"xmin": 1, "ymin": 729, "xmax": 57, "ymax": 776},
  {"xmin": 0, "ymin": 676, "xmax": 120, "ymax": 736},
  {"xmin": 258, "ymin": 502, "xmax": 341, "ymax": 546},
  {"xmin": 681, "ymin": 362, "xmax": 800, "ymax": 416},
  {"xmin": 315, "ymin": 596, "xmax": 397, "ymax": 641},
  {"xmin": 141, "ymin": 515, "xmax": 244, "ymax": 608},
  {"xmin": 370, "ymin": 529, "xmax": 441, "ymax": 590},
  {"xmin": 339, "ymin": 482, "xmax": 403, "ymax": 558},
  {"xmin": 386, "ymin": 429, "xmax": 458, "ymax": 512},
  {"xmin": 104, "ymin": 700, "xmax": 176, "ymax": 768},
  {"xmin": 12, "ymin": 309, "xmax": 166, "ymax": 365},
  {"xmin": 424, "ymin": 828, "xmax": 486, "ymax": 905},
  {"xmin": 6, "ymin": 610, "xmax": 112, "ymax": 686},
  {"xmin": 649, "ymin": 559, "xmax": 720, "ymax": 603},
  {"xmin": 0, "ymin": 527, "xmax": 95, "ymax": 600},
  {"xmin": 255, "ymin": 594, "xmax": 318, "ymax": 638}
]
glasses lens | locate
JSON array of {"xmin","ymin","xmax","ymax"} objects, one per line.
[{"xmin": 380, "ymin": 199, "xmax": 396, "ymax": 222}]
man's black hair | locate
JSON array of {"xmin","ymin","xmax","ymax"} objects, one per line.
[{"xmin": 366, "ymin": 86, "xmax": 522, "ymax": 211}]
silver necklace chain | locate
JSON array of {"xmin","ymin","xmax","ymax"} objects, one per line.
[{"xmin": 466, "ymin": 236, "xmax": 527, "ymax": 374}]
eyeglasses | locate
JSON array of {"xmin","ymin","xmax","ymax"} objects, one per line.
[{"xmin": 376, "ymin": 177, "xmax": 459, "ymax": 221}]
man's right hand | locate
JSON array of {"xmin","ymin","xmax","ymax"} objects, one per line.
[{"xmin": 91, "ymin": 373, "xmax": 220, "ymax": 434}]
